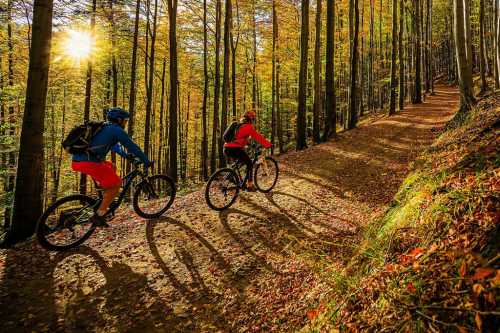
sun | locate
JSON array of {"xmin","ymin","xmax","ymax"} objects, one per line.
[{"xmin": 64, "ymin": 30, "xmax": 94, "ymax": 60}]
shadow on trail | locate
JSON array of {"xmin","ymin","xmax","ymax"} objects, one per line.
[{"xmin": 0, "ymin": 245, "xmax": 176, "ymax": 332}]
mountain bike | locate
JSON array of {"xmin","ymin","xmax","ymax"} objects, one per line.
[
  {"xmin": 205, "ymin": 144, "xmax": 279, "ymax": 211},
  {"xmin": 36, "ymin": 156, "xmax": 176, "ymax": 251}
]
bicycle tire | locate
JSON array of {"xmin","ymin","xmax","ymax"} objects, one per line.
[
  {"xmin": 205, "ymin": 168, "xmax": 240, "ymax": 211},
  {"xmin": 133, "ymin": 174, "xmax": 176, "ymax": 219},
  {"xmin": 254, "ymin": 157, "xmax": 279, "ymax": 193},
  {"xmin": 36, "ymin": 194, "xmax": 98, "ymax": 251}
]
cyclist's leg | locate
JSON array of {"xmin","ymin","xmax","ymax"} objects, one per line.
[
  {"xmin": 93, "ymin": 162, "xmax": 121, "ymax": 215},
  {"xmin": 227, "ymin": 148, "xmax": 253, "ymax": 186},
  {"xmin": 72, "ymin": 161, "xmax": 121, "ymax": 215}
]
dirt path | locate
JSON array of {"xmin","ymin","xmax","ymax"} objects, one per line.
[{"xmin": 0, "ymin": 86, "xmax": 459, "ymax": 332}]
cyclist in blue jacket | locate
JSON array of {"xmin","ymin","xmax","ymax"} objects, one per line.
[{"xmin": 72, "ymin": 108, "xmax": 151, "ymax": 227}]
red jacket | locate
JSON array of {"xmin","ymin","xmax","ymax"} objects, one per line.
[{"xmin": 224, "ymin": 123, "xmax": 272, "ymax": 149}]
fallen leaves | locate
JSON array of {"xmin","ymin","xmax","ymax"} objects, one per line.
[{"xmin": 471, "ymin": 268, "xmax": 495, "ymax": 281}]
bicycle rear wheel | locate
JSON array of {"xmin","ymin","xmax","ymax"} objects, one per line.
[
  {"xmin": 205, "ymin": 168, "xmax": 240, "ymax": 211},
  {"xmin": 36, "ymin": 195, "xmax": 99, "ymax": 251},
  {"xmin": 254, "ymin": 157, "xmax": 279, "ymax": 193},
  {"xmin": 133, "ymin": 174, "xmax": 176, "ymax": 219}
]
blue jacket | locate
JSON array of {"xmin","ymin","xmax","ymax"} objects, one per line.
[{"xmin": 72, "ymin": 122, "xmax": 150, "ymax": 165}]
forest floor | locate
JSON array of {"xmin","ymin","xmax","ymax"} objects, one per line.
[{"xmin": 0, "ymin": 86, "xmax": 459, "ymax": 332}]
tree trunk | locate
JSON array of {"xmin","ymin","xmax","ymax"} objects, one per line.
[
  {"xmin": 220, "ymin": 0, "xmax": 232, "ymax": 167},
  {"xmin": 323, "ymin": 0, "xmax": 336, "ymax": 140},
  {"xmin": 211, "ymin": 0, "xmax": 221, "ymax": 174},
  {"xmin": 275, "ymin": 3, "xmax": 284, "ymax": 153},
  {"xmin": 127, "ymin": 0, "xmax": 141, "ymax": 177},
  {"xmin": 398, "ymin": 0, "xmax": 405, "ymax": 110},
  {"xmin": 10, "ymin": 0, "xmax": 53, "ymax": 242},
  {"xmin": 348, "ymin": 0, "xmax": 359, "ymax": 129},
  {"xmin": 201, "ymin": 0, "xmax": 209, "ymax": 179},
  {"xmin": 4, "ymin": 0, "xmax": 16, "ymax": 228},
  {"xmin": 479, "ymin": 0, "xmax": 488, "ymax": 93},
  {"xmin": 368, "ymin": 0, "xmax": 374, "ymax": 111},
  {"xmin": 272, "ymin": 0, "xmax": 278, "ymax": 153},
  {"xmin": 412, "ymin": 0, "xmax": 422, "ymax": 104},
  {"xmin": 297, "ymin": 0, "xmax": 309, "ymax": 150},
  {"xmin": 313, "ymin": 0, "xmax": 322, "ymax": 143},
  {"xmin": 144, "ymin": 0, "xmax": 158, "ymax": 158},
  {"xmin": 167, "ymin": 0, "xmax": 178, "ymax": 181},
  {"xmin": 453, "ymin": 0, "xmax": 475, "ymax": 111},
  {"xmin": 158, "ymin": 58, "xmax": 166, "ymax": 176},
  {"xmin": 252, "ymin": 3, "xmax": 257, "ymax": 111},
  {"xmin": 389, "ymin": 0, "xmax": 398, "ymax": 115},
  {"xmin": 109, "ymin": 0, "xmax": 118, "ymax": 107}
]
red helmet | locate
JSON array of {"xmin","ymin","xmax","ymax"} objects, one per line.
[{"xmin": 244, "ymin": 111, "xmax": 257, "ymax": 121}]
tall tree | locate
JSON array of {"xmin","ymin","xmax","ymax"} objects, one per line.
[
  {"xmin": 127, "ymin": 0, "xmax": 141, "ymax": 142},
  {"xmin": 453, "ymin": 0, "xmax": 475, "ymax": 112},
  {"xmin": 4, "ymin": 0, "xmax": 16, "ymax": 228},
  {"xmin": 479, "ymin": 0, "xmax": 488, "ymax": 93},
  {"xmin": 230, "ymin": 0, "xmax": 241, "ymax": 119},
  {"xmin": 167, "ymin": 0, "xmax": 178, "ymax": 181},
  {"xmin": 412, "ymin": 0, "xmax": 422, "ymax": 104},
  {"xmin": 297, "ymin": 0, "xmax": 309, "ymax": 150},
  {"xmin": 144, "ymin": 0, "xmax": 158, "ymax": 158},
  {"xmin": 220, "ymin": 0, "xmax": 232, "ymax": 167},
  {"xmin": 323, "ymin": 0, "xmax": 336, "ymax": 140},
  {"xmin": 389, "ymin": 0, "xmax": 398, "ymax": 115},
  {"xmin": 398, "ymin": 0, "xmax": 405, "ymax": 110},
  {"xmin": 201, "ymin": 0, "xmax": 209, "ymax": 179},
  {"xmin": 109, "ymin": 0, "xmax": 118, "ymax": 107},
  {"xmin": 368, "ymin": 0, "xmax": 375, "ymax": 111},
  {"xmin": 80, "ymin": 0, "xmax": 97, "ymax": 195},
  {"xmin": 211, "ymin": 0, "xmax": 222, "ymax": 173},
  {"xmin": 313, "ymin": 0, "xmax": 322, "ymax": 143},
  {"xmin": 348, "ymin": 0, "xmax": 360, "ymax": 129},
  {"xmin": 10, "ymin": 0, "xmax": 53, "ymax": 242},
  {"xmin": 273, "ymin": 0, "xmax": 284, "ymax": 152}
]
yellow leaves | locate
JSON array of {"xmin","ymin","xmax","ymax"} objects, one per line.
[{"xmin": 491, "ymin": 270, "xmax": 500, "ymax": 287}]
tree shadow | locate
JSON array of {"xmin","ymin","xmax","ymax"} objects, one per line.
[
  {"xmin": 145, "ymin": 218, "xmax": 237, "ymax": 332},
  {"xmin": 0, "ymin": 245, "xmax": 179, "ymax": 332}
]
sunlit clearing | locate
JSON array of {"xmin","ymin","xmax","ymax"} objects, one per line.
[{"xmin": 64, "ymin": 30, "xmax": 93, "ymax": 60}]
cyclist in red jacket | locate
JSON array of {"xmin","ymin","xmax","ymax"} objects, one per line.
[{"xmin": 224, "ymin": 111, "xmax": 272, "ymax": 191}]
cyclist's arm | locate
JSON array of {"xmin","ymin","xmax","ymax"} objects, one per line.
[
  {"xmin": 111, "ymin": 143, "xmax": 128, "ymax": 159},
  {"xmin": 248, "ymin": 125, "xmax": 272, "ymax": 148},
  {"xmin": 114, "ymin": 128, "xmax": 151, "ymax": 165}
]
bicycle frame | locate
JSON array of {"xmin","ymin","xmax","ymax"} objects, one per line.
[
  {"xmin": 98, "ymin": 166, "xmax": 148, "ymax": 215},
  {"xmin": 229, "ymin": 146, "xmax": 263, "ymax": 188}
]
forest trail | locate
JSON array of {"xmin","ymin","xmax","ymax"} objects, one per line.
[{"xmin": 0, "ymin": 86, "xmax": 459, "ymax": 332}]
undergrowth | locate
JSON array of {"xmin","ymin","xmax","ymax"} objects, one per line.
[{"xmin": 304, "ymin": 91, "xmax": 500, "ymax": 332}]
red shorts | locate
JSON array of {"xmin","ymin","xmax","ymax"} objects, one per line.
[{"xmin": 72, "ymin": 161, "xmax": 121, "ymax": 189}]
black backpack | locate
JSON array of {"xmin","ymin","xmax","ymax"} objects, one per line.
[
  {"xmin": 62, "ymin": 121, "xmax": 105, "ymax": 155},
  {"xmin": 223, "ymin": 121, "xmax": 241, "ymax": 143}
]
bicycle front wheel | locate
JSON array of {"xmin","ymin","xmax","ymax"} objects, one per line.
[
  {"xmin": 205, "ymin": 168, "xmax": 240, "ymax": 211},
  {"xmin": 36, "ymin": 195, "xmax": 99, "ymax": 251},
  {"xmin": 133, "ymin": 174, "xmax": 176, "ymax": 219},
  {"xmin": 254, "ymin": 157, "xmax": 279, "ymax": 193}
]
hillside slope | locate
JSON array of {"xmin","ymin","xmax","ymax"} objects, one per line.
[{"xmin": 305, "ymin": 91, "xmax": 500, "ymax": 332}]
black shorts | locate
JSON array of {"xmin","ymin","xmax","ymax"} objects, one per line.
[{"xmin": 224, "ymin": 147, "xmax": 253, "ymax": 180}]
